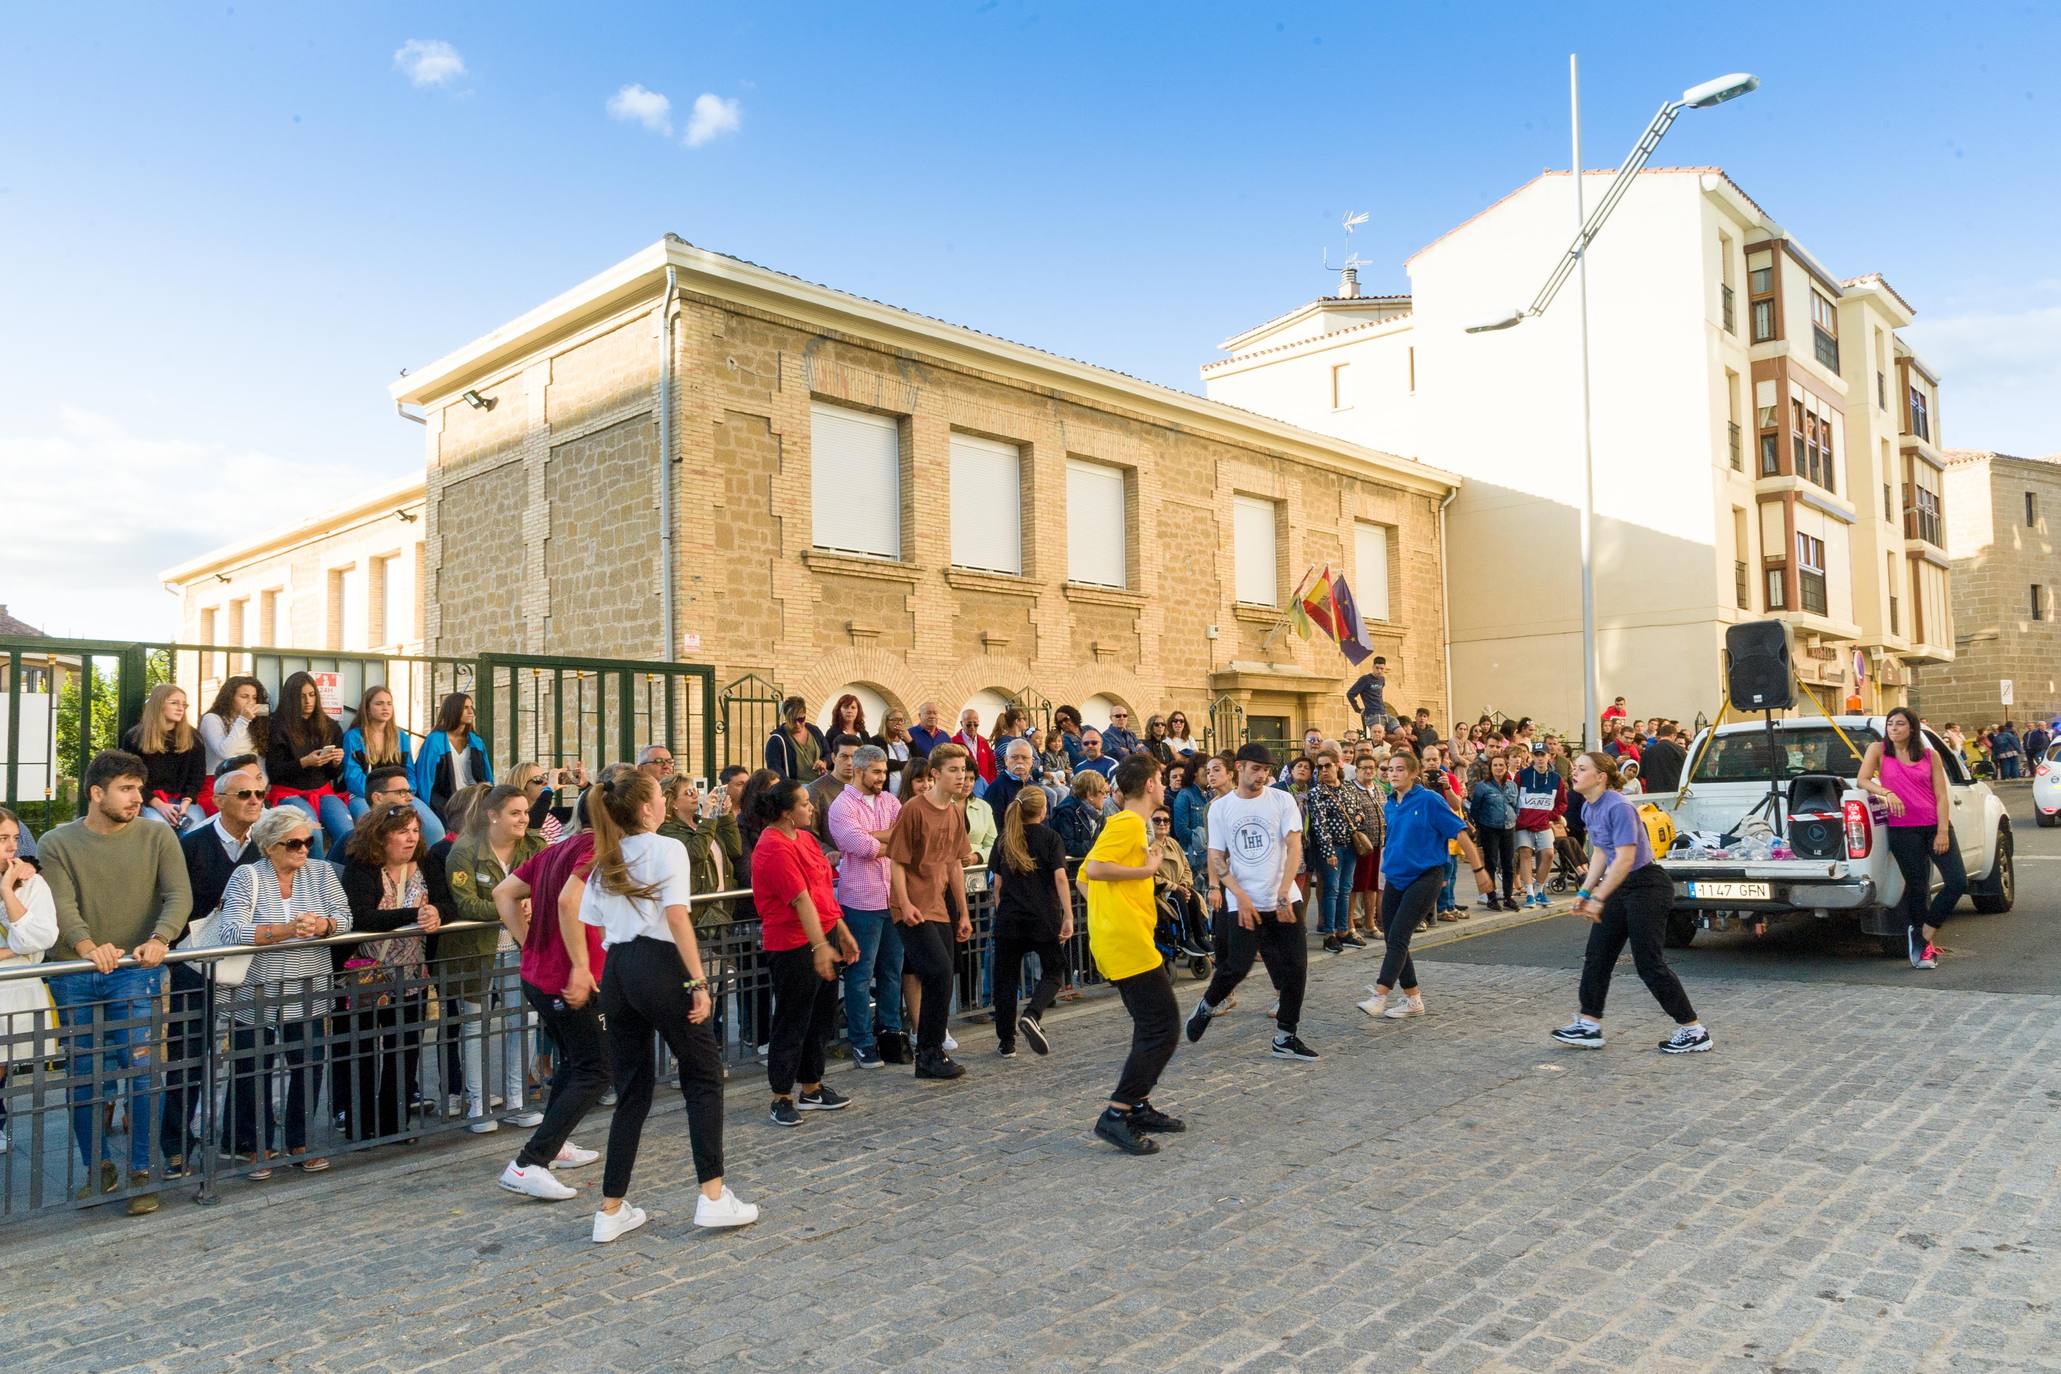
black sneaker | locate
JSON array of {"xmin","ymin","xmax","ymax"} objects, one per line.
[
  {"xmin": 914, "ymin": 1050, "xmax": 967, "ymax": 1080},
  {"xmin": 1340, "ymin": 931, "xmax": 1368, "ymax": 949},
  {"xmin": 1184, "ymin": 998, "xmax": 1215, "ymax": 1044},
  {"xmin": 876, "ymin": 1031, "xmax": 911, "ymax": 1066},
  {"xmin": 1019, "ymin": 1015, "xmax": 1051, "ymax": 1056},
  {"xmin": 997, "ymin": 1043, "xmax": 1017, "ymax": 1059},
  {"xmin": 1658, "ymin": 1026, "xmax": 1713, "ymax": 1055},
  {"xmin": 1550, "ymin": 1019, "xmax": 1605, "ymax": 1049},
  {"xmin": 1093, "ymin": 1109, "xmax": 1160, "ymax": 1156},
  {"xmin": 1322, "ymin": 935, "xmax": 1343, "ymax": 954},
  {"xmin": 797, "ymin": 1085, "xmax": 850, "ymax": 1111},
  {"xmin": 1127, "ymin": 1100, "xmax": 1187, "ymax": 1133},
  {"xmin": 770, "ymin": 1098, "xmax": 801, "ymax": 1127},
  {"xmin": 1270, "ymin": 1034, "xmax": 1319, "ymax": 1062}
]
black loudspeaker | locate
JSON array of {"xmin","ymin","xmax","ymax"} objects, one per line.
[
  {"xmin": 1726, "ymin": 619, "xmax": 1795, "ymax": 710},
  {"xmin": 1787, "ymin": 772, "xmax": 1845, "ymax": 858}
]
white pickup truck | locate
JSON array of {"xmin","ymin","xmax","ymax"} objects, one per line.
[{"xmin": 1638, "ymin": 716, "xmax": 2015, "ymax": 955}]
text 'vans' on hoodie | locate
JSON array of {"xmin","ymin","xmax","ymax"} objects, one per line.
[{"xmin": 1512, "ymin": 766, "xmax": 1566, "ymax": 833}]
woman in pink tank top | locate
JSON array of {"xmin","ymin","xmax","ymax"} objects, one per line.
[{"xmin": 1857, "ymin": 708, "xmax": 1966, "ymax": 969}]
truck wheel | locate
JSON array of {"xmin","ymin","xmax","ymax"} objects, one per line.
[
  {"xmin": 1972, "ymin": 831, "xmax": 2015, "ymax": 914},
  {"xmin": 1663, "ymin": 913, "xmax": 1697, "ymax": 948}
]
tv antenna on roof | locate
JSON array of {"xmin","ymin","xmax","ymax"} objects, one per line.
[{"xmin": 1322, "ymin": 210, "xmax": 1371, "ymax": 297}]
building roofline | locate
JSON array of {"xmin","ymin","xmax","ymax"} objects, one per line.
[
  {"xmin": 1842, "ymin": 272, "xmax": 1916, "ymax": 320},
  {"xmin": 391, "ymin": 238, "xmax": 1460, "ymax": 496},
  {"xmin": 1214, "ymin": 294, "xmax": 1411, "ymax": 353},
  {"xmin": 1203, "ymin": 312, "xmax": 1414, "ymax": 374},
  {"xmin": 1944, "ymin": 447, "xmax": 2060, "ymax": 470},
  {"xmin": 1404, "ymin": 166, "xmax": 1774, "ymax": 265},
  {"xmin": 157, "ymin": 472, "xmax": 426, "ymax": 585}
]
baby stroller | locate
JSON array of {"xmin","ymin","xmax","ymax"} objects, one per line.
[
  {"xmin": 1546, "ymin": 827, "xmax": 1588, "ymax": 894},
  {"xmin": 1154, "ymin": 882, "xmax": 1213, "ymax": 979}
]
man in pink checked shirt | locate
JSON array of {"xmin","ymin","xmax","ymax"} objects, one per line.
[{"xmin": 826, "ymin": 744, "xmax": 907, "ymax": 1068}]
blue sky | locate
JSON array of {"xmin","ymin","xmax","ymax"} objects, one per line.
[{"xmin": 6, "ymin": 2, "xmax": 2058, "ymax": 638}]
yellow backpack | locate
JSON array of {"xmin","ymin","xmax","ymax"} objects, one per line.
[{"xmin": 1637, "ymin": 802, "xmax": 1677, "ymax": 855}]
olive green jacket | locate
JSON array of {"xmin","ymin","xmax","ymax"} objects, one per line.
[{"xmin": 443, "ymin": 830, "xmax": 548, "ymax": 1000}]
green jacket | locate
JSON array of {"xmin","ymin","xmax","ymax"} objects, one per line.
[
  {"xmin": 657, "ymin": 815, "xmax": 742, "ymax": 925},
  {"xmin": 442, "ymin": 830, "xmax": 548, "ymax": 1000}
]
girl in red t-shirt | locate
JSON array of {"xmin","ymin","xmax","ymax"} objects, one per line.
[{"xmin": 752, "ymin": 778, "xmax": 862, "ymax": 1127}]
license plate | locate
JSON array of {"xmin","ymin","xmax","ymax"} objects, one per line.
[{"xmin": 1688, "ymin": 881, "xmax": 1770, "ymax": 901}]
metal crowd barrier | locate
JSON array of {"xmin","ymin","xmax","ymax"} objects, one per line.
[{"xmin": 0, "ymin": 860, "xmax": 1185, "ymax": 1227}]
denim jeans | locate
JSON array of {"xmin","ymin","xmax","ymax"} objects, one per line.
[
  {"xmin": 838, "ymin": 909, "xmax": 904, "ymax": 1055},
  {"xmin": 1440, "ymin": 854, "xmax": 1459, "ymax": 910},
  {"xmin": 1317, "ymin": 851, "xmax": 1357, "ymax": 934},
  {"xmin": 49, "ymin": 966, "xmax": 163, "ymax": 1175},
  {"xmin": 277, "ymin": 793, "xmax": 355, "ymax": 858},
  {"xmin": 346, "ymin": 794, "xmax": 446, "ymax": 846}
]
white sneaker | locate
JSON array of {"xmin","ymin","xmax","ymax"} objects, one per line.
[
  {"xmin": 0, "ymin": 1126, "xmax": 9, "ymax": 1154},
  {"xmin": 1356, "ymin": 989, "xmax": 1389, "ymax": 1018},
  {"xmin": 1382, "ymin": 995, "xmax": 1425, "ymax": 1020},
  {"xmin": 498, "ymin": 1161, "xmax": 577, "ymax": 1201},
  {"xmin": 693, "ymin": 1185, "xmax": 760, "ymax": 1230},
  {"xmin": 504, "ymin": 1110, "xmax": 545, "ymax": 1128},
  {"xmin": 1268, "ymin": 1002, "xmax": 1280, "ymax": 1018},
  {"xmin": 942, "ymin": 1033, "xmax": 959, "ymax": 1053},
  {"xmin": 467, "ymin": 1112, "xmax": 500, "ymax": 1134},
  {"xmin": 552, "ymin": 1141, "xmax": 600, "ymax": 1170},
  {"xmin": 592, "ymin": 1203, "xmax": 648, "ymax": 1243}
]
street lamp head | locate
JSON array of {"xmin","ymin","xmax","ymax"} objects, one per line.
[
  {"xmin": 1464, "ymin": 309, "xmax": 1528, "ymax": 334},
  {"xmin": 1681, "ymin": 72, "xmax": 1759, "ymax": 109}
]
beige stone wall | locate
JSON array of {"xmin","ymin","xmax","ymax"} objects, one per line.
[
  {"xmin": 425, "ymin": 286, "xmax": 1448, "ymax": 755},
  {"xmin": 1915, "ymin": 455, "xmax": 2061, "ymax": 726}
]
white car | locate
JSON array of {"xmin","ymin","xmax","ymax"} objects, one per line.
[{"xmin": 2035, "ymin": 742, "xmax": 2061, "ymax": 827}]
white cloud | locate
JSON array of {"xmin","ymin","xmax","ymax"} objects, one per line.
[
  {"xmin": 0, "ymin": 409, "xmax": 405, "ymax": 640},
  {"xmin": 1904, "ymin": 303, "xmax": 2061, "ymax": 457},
  {"xmin": 683, "ymin": 93, "xmax": 742, "ymax": 147},
  {"xmin": 394, "ymin": 38, "xmax": 466, "ymax": 89},
  {"xmin": 606, "ymin": 83, "xmax": 673, "ymax": 136}
]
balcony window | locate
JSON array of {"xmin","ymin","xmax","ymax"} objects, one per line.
[
  {"xmin": 1809, "ymin": 290, "xmax": 1839, "ymax": 371},
  {"xmin": 1721, "ymin": 283, "xmax": 1736, "ymax": 334},
  {"xmin": 1908, "ymin": 387, "xmax": 1931, "ymax": 442},
  {"xmin": 1749, "ymin": 265, "xmax": 1771, "ymax": 294},
  {"xmin": 1888, "ymin": 594, "xmax": 1900, "ymax": 635},
  {"xmin": 1759, "ymin": 432, "xmax": 1780, "ymax": 476},
  {"xmin": 1813, "ymin": 327, "xmax": 1840, "ymax": 371},
  {"xmin": 1751, "ymin": 299, "xmax": 1775, "ymax": 343},
  {"xmin": 1904, "ymin": 483, "xmax": 1942, "ymax": 547},
  {"xmin": 1797, "ymin": 533, "xmax": 1828, "ymax": 616},
  {"xmin": 1728, "ymin": 421, "xmax": 1742, "ymax": 471},
  {"xmin": 1735, "ymin": 560, "xmax": 1749, "ymax": 609}
]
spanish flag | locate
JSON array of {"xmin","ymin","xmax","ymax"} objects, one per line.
[{"xmin": 1303, "ymin": 565, "xmax": 1339, "ymax": 641}]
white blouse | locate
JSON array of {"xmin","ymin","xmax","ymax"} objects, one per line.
[{"xmin": 578, "ymin": 832, "xmax": 695, "ymax": 948}]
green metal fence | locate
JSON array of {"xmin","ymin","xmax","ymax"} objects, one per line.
[
  {"xmin": 717, "ymin": 673, "xmax": 783, "ymax": 773},
  {"xmin": 0, "ymin": 636, "xmax": 715, "ymax": 834}
]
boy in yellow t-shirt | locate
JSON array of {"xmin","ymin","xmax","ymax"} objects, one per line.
[{"xmin": 1083, "ymin": 753, "xmax": 1184, "ymax": 1155}]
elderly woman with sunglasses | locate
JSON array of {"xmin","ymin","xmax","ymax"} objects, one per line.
[{"xmin": 215, "ymin": 806, "xmax": 353, "ymax": 1176}]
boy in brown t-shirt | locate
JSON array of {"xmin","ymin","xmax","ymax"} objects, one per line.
[{"xmin": 887, "ymin": 743, "xmax": 971, "ymax": 1079}]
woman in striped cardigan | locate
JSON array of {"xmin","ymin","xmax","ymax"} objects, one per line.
[{"xmin": 216, "ymin": 806, "xmax": 354, "ymax": 1176}]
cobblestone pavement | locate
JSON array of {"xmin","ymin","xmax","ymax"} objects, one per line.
[{"xmin": 12, "ymin": 922, "xmax": 2060, "ymax": 1374}]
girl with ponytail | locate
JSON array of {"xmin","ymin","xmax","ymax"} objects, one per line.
[
  {"xmin": 571, "ymin": 770, "xmax": 759, "ymax": 1241},
  {"xmin": 989, "ymin": 787, "xmax": 1072, "ymax": 1058}
]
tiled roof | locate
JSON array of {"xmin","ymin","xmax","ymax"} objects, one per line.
[
  {"xmin": 1842, "ymin": 272, "xmax": 1916, "ymax": 317},
  {"xmin": 0, "ymin": 604, "xmax": 45, "ymax": 636},
  {"xmin": 1945, "ymin": 448, "xmax": 2061, "ymax": 469},
  {"xmin": 1406, "ymin": 166, "xmax": 1769, "ymax": 264},
  {"xmin": 1203, "ymin": 312, "xmax": 1414, "ymax": 370}
]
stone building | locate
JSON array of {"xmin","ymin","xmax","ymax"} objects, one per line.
[
  {"xmin": 1913, "ymin": 449, "xmax": 2061, "ymax": 729},
  {"xmin": 388, "ymin": 237, "xmax": 1457, "ymax": 757}
]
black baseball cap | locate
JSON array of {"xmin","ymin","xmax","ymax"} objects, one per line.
[
  {"xmin": 1530, "ymin": 742, "xmax": 1547, "ymax": 755},
  {"xmin": 1234, "ymin": 743, "xmax": 1275, "ymax": 767}
]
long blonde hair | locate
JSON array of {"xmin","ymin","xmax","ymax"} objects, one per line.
[
  {"xmin": 356, "ymin": 685, "xmax": 401, "ymax": 765},
  {"xmin": 135, "ymin": 684, "xmax": 197, "ymax": 755},
  {"xmin": 588, "ymin": 771, "xmax": 665, "ymax": 901},
  {"xmin": 998, "ymin": 787, "xmax": 1048, "ymax": 875}
]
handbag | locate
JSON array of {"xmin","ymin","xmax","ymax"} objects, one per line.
[
  {"xmin": 190, "ymin": 872, "xmax": 259, "ymax": 988},
  {"xmin": 1351, "ymin": 830, "xmax": 1374, "ymax": 857}
]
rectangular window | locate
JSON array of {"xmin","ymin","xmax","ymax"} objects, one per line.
[
  {"xmin": 1749, "ymin": 265, "xmax": 1771, "ymax": 295},
  {"xmin": 1232, "ymin": 495, "xmax": 1278, "ymax": 606},
  {"xmin": 2034, "ymin": 585, "xmax": 2046, "ymax": 622},
  {"xmin": 948, "ymin": 433, "xmax": 1022, "ymax": 575},
  {"xmin": 2027, "ymin": 491, "xmax": 2039, "ymax": 527},
  {"xmin": 1065, "ymin": 459, "xmax": 1127, "ymax": 588},
  {"xmin": 1796, "ymin": 532, "xmax": 1827, "ymax": 615},
  {"xmin": 1330, "ymin": 362, "xmax": 1352, "ymax": 410},
  {"xmin": 226, "ymin": 598, "xmax": 248, "ymax": 646},
  {"xmin": 1887, "ymin": 553, "xmax": 1900, "ymax": 635},
  {"xmin": 1883, "ymin": 482, "xmax": 1893, "ymax": 523},
  {"xmin": 1759, "ymin": 432, "xmax": 1780, "ymax": 476},
  {"xmin": 1765, "ymin": 568, "xmax": 1787, "ymax": 611},
  {"xmin": 1354, "ymin": 521, "xmax": 1392, "ymax": 622},
  {"xmin": 198, "ymin": 606, "xmax": 217, "ymax": 644},
  {"xmin": 810, "ymin": 402, "xmax": 902, "ymax": 560},
  {"xmin": 1908, "ymin": 386, "xmax": 1930, "ymax": 442},
  {"xmin": 1751, "ymin": 299, "xmax": 1775, "ymax": 342},
  {"xmin": 330, "ymin": 565, "xmax": 365, "ymax": 652},
  {"xmin": 379, "ymin": 553, "xmax": 411, "ymax": 647}
]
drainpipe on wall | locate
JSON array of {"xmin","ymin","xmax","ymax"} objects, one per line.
[
  {"xmin": 1438, "ymin": 488, "xmax": 1458, "ymax": 722},
  {"xmin": 657, "ymin": 264, "xmax": 679, "ymax": 662}
]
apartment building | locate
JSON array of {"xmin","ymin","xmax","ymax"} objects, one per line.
[
  {"xmin": 1204, "ymin": 168, "xmax": 1949, "ymax": 731},
  {"xmin": 1913, "ymin": 449, "xmax": 2061, "ymax": 728},
  {"xmin": 387, "ymin": 237, "xmax": 1458, "ymax": 749}
]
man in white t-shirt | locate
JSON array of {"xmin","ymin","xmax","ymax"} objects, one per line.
[{"xmin": 1187, "ymin": 743, "xmax": 1318, "ymax": 1062}]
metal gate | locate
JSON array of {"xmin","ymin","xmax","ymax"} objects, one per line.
[
  {"xmin": 717, "ymin": 673, "xmax": 784, "ymax": 773},
  {"xmin": 476, "ymin": 653, "xmax": 716, "ymax": 784},
  {"xmin": 1007, "ymin": 685, "xmax": 1054, "ymax": 736},
  {"xmin": 1203, "ymin": 693, "xmax": 1246, "ymax": 756}
]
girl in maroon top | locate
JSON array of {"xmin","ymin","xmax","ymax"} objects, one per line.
[{"xmin": 752, "ymin": 777, "xmax": 860, "ymax": 1127}]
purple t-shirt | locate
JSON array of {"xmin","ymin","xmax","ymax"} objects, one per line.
[{"xmin": 1584, "ymin": 789, "xmax": 1653, "ymax": 869}]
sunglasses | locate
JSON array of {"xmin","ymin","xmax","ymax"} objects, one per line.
[
  {"xmin": 278, "ymin": 837, "xmax": 313, "ymax": 853},
  {"xmin": 221, "ymin": 788, "xmax": 266, "ymax": 801},
  {"xmin": 1151, "ymin": 817, "xmax": 1172, "ymax": 826}
]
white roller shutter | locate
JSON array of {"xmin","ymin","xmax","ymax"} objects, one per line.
[
  {"xmin": 1066, "ymin": 459, "xmax": 1127, "ymax": 588},
  {"xmin": 810, "ymin": 402, "xmax": 901, "ymax": 559},
  {"xmin": 1233, "ymin": 495, "xmax": 1278, "ymax": 605},
  {"xmin": 950, "ymin": 433, "xmax": 1022, "ymax": 574},
  {"xmin": 1354, "ymin": 521, "xmax": 1391, "ymax": 622}
]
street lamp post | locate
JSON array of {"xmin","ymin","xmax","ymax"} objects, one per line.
[{"xmin": 1468, "ymin": 60, "xmax": 1758, "ymax": 748}]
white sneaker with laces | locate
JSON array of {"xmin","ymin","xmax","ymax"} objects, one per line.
[
  {"xmin": 942, "ymin": 1033, "xmax": 959, "ymax": 1053},
  {"xmin": 592, "ymin": 1203, "xmax": 648, "ymax": 1243},
  {"xmin": 1356, "ymin": 989, "xmax": 1389, "ymax": 1018},
  {"xmin": 467, "ymin": 1112, "xmax": 499, "ymax": 1134},
  {"xmin": 693, "ymin": 1185, "xmax": 760, "ymax": 1230},
  {"xmin": 504, "ymin": 1110, "xmax": 545, "ymax": 1128},
  {"xmin": 1382, "ymin": 994, "xmax": 1425, "ymax": 1020},
  {"xmin": 552, "ymin": 1141, "xmax": 600, "ymax": 1170},
  {"xmin": 499, "ymin": 1161, "xmax": 577, "ymax": 1201}
]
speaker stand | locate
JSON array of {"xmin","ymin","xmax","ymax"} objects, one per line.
[{"xmin": 1740, "ymin": 709, "xmax": 1785, "ymax": 832}]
